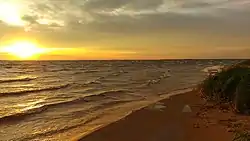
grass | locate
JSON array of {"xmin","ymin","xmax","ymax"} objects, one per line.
[
  {"xmin": 200, "ymin": 60, "xmax": 250, "ymax": 141},
  {"xmin": 233, "ymin": 131, "xmax": 250, "ymax": 141},
  {"xmin": 235, "ymin": 60, "xmax": 250, "ymax": 66},
  {"xmin": 200, "ymin": 60, "xmax": 250, "ymax": 114}
]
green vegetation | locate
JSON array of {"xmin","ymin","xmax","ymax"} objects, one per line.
[
  {"xmin": 200, "ymin": 60, "xmax": 250, "ymax": 114},
  {"xmin": 236, "ymin": 60, "xmax": 250, "ymax": 66},
  {"xmin": 233, "ymin": 131, "xmax": 250, "ymax": 141}
]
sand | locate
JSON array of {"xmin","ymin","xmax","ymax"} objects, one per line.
[{"xmin": 78, "ymin": 90, "xmax": 248, "ymax": 141}]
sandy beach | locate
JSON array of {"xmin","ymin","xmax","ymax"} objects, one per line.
[{"xmin": 79, "ymin": 90, "xmax": 240, "ymax": 141}]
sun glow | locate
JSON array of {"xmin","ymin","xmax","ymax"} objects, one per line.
[
  {"xmin": 0, "ymin": 41, "xmax": 47, "ymax": 59},
  {"xmin": 0, "ymin": 2, "xmax": 25, "ymax": 26}
]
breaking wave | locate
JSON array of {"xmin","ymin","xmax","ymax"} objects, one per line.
[
  {"xmin": 0, "ymin": 77, "xmax": 37, "ymax": 83},
  {"xmin": 0, "ymin": 89, "xmax": 133, "ymax": 124},
  {"xmin": 14, "ymin": 115, "xmax": 103, "ymax": 141},
  {"xmin": 202, "ymin": 65, "xmax": 224, "ymax": 75},
  {"xmin": 0, "ymin": 105, "xmax": 48, "ymax": 123},
  {"xmin": 0, "ymin": 84, "xmax": 71, "ymax": 97}
]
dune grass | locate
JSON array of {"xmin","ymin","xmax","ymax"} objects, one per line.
[
  {"xmin": 233, "ymin": 131, "xmax": 250, "ymax": 141},
  {"xmin": 200, "ymin": 60, "xmax": 250, "ymax": 114}
]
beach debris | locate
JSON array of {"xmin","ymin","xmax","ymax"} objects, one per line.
[
  {"xmin": 146, "ymin": 102, "xmax": 166, "ymax": 111},
  {"xmin": 182, "ymin": 105, "xmax": 192, "ymax": 113}
]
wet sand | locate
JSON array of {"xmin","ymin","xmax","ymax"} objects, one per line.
[{"xmin": 78, "ymin": 90, "xmax": 241, "ymax": 141}]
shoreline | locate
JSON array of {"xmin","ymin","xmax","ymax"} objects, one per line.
[
  {"xmin": 78, "ymin": 90, "xmax": 236, "ymax": 141},
  {"xmin": 73, "ymin": 87, "xmax": 195, "ymax": 140}
]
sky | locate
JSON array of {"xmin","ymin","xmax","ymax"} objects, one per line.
[{"xmin": 0, "ymin": 0, "xmax": 250, "ymax": 60}]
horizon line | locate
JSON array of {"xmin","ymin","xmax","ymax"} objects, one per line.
[{"xmin": 0, "ymin": 59, "xmax": 248, "ymax": 61}]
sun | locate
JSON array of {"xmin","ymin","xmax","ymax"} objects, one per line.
[{"xmin": 0, "ymin": 41, "xmax": 46, "ymax": 59}]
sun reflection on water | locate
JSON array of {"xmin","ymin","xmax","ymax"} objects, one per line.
[{"xmin": 16, "ymin": 99, "xmax": 45, "ymax": 112}]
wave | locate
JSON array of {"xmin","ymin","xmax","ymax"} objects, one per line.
[
  {"xmin": 8, "ymin": 87, "xmax": 194, "ymax": 140},
  {"xmin": 49, "ymin": 90, "xmax": 132, "ymax": 105},
  {"xmin": 73, "ymin": 71, "xmax": 84, "ymax": 75},
  {"xmin": 81, "ymin": 74, "xmax": 125, "ymax": 86},
  {"xmin": 83, "ymin": 70, "xmax": 100, "ymax": 73},
  {"xmin": 83, "ymin": 90, "xmax": 133, "ymax": 101},
  {"xmin": 81, "ymin": 70, "xmax": 128, "ymax": 86},
  {"xmin": 0, "ymin": 84, "xmax": 71, "ymax": 97},
  {"xmin": 0, "ymin": 105, "xmax": 48, "ymax": 123},
  {"xmin": 202, "ymin": 65, "xmax": 224, "ymax": 75},
  {"xmin": 0, "ymin": 77, "xmax": 37, "ymax": 83},
  {"xmin": 15, "ymin": 115, "xmax": 103, "ymax": 141},
  {"xmin": 0, "ymin": 90, "xmax": 133, "ymax": 125},
  {"xmin": 158, "ymin": 86, "xmax": 195, "ymax": 96},
  {"xmin": 99, "ymin": 89, "xmax": 132, "ymax": 95},
  {"xmin": 0, "ymin": 98, "xmax": 83, "ymax": 123},
  {"xmin": 82, "ymin": 80, "xmax": 102, "ymax": 86},
  {"xmin": 110, "ymin": 70, "xmax": 128, "ymax": 76},
  {"xmin": 70, "ymin": 100, "xmax": 134, "ymax": 117},
  {"xmin": 10, "ymin": 100, "xmax": 136, "ymax": 141},
  {"xmin": 45, "ymin": 68, "xmax": 71, "ymax": 72},
  {"xmin": 3, "ymin": 65, "xmax": 13, "ymax": 69},
  {"xmin": 147, "ymin": 72, "xmax": 171, "ymax": 86}
]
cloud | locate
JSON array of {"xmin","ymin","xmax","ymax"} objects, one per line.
[
  {"xmin": 10, "ymin": 0, "xmax": 248, "ymax": 44},
  {"xmin": 0, "ymin": 0, "xmax": 245, "ymax": 39},
  {"xmin": 83, "ymin": 0, "xmax": 164, "ymax": 10},
  {"xmin": 0, "ymin": 0, "xmax": 250, "ymax": 59},
  {"xmin": 6, "ymin": 0, "xmax": 247, "ymax": 33}
]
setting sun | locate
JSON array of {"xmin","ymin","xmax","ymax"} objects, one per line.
[{"xmin": 0, "ymin": 41, "xmax": 46, "ymax": 59}]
